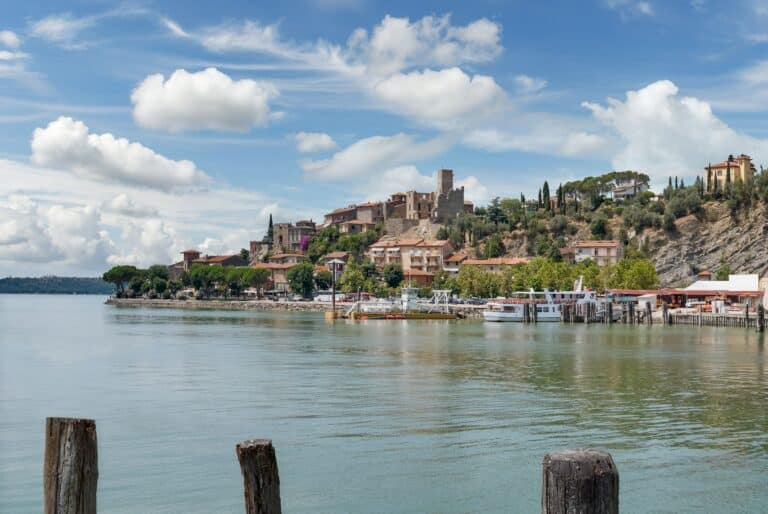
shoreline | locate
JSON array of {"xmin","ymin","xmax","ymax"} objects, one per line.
[{"xmin": 105, "ymin": 297, "xmax": 485, "ymax": 318}]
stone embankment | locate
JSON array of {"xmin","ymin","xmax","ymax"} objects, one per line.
[{"xmin": 105, "ymin": 297, "xmax": 485, "ymax": 319}]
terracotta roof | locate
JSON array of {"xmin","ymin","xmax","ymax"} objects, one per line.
[
  {"xmin": 325, "ymin": 206, "xmax": 357, "ymax": 215},
  {"xmin": 404, "ymin": 269, "xmax": 434, "ymax": 276},
  {"xmin": 314, "ymin": 265, "xmax": 329, "ymax": 273},
  {"xmin": 606, "ymin": 289, "xmax": 659, "ymax": 296},
  {"xmin": 698, "ymin": 271, "xmax": 713, "ymax": 276},
  {"xmin": 201, "ymin": 254, "xmax": 241, "ymax": 263},
  {"xmin": 418, "ymin": 239, "xmax": 450, "ymax": 247},
  {"xmin": 356, "ymin": 201, "xmax": 382, "ymax": 207},
  {"xmin": 573, "ymin": 240, "xmax": 621, "ymax": 248},
  {"xmin": 463, "ymin": 257, "xmax": 530, "ymax": 266},
  {"xmin": 181, "ymin": 249, "xmax": 200, "ymax": 254},
  {"xmin": 560, "ymin": 247, "xmax": 575, "ymax": 254},
  {"xmin": 252, "ymin": 263, "xmax": 298, "ymax": 270},
  {"xmin": 707, "ymin": 157, "xmax": 750, "ymax": 169},
  {"xmin": 323, "ymin": 251, "xmax": 349, "ymax": 259},
  {"xmin": 370, "ymin": 238, "xmax": 424, "ymax": 248},
  {"xmin": 445, "ymin": 252, "xmax": 468, "ymax": 263}
]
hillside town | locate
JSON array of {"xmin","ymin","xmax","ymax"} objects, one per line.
[{"xmin": 104, "ymin": 154, "xmax": 768, "ymax": 316}]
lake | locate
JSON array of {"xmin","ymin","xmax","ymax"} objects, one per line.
[{"xmin": 1, "ymin": 295, "xmax": 766, "ymax": 513}]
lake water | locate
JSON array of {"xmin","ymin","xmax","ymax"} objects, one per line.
[{"xmin": 1, "ymin": 295, "xmax": 767, "ymax": 513}]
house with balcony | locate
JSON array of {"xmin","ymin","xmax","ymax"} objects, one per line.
[
  {"xmin": 460, "ymin": 257, "xmax": 530, "ymax": 273},
  {"xmin": 573, "ymin": 240, "xmax": 624, "ymax": 266},
  {"xmin": 367, "ymin": 238, "xmax": 452, "ymax": 274}
]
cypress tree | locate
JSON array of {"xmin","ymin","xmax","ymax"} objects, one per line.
[
  {"xmin": 543, "ymin": 181, "xmax": 551, "ymax": 212},
  {"xmin": 538, "ymin": 188, "xmax": 542, "ymax": 209},
  {"xmin": 680, "ymin": 178, "xmax": 685, "ymax": 189},
  {"xmin": 674, "ymin": 176, "xmax": 679, "ymax": 190},
  {"xmin": 266, "ymin": 213, "xmax": 274, "ymax": 243},
  {"xmin": 706, "ymin": 166, "xmax": 712, "ymax": 193}
]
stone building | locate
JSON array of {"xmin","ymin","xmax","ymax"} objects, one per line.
[
  {"xmin": 273, "ymin": 220, "xmax": 316, "ymax": 253},
  {"xmin": 705, "ymin": 154, "xmax": 755, "ymax": 191}
]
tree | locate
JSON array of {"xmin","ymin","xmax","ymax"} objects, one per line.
[
  {"xmin": 225, "ymin": 267, "xmax": 245, "ymax": 297},
  {"xmin": 382, "ymin": 264, "xmax": 404, "ymax": 288},
  {"xmin": 436, "ymin": 226, "xmax": 449, "ymax": 240},
  {"xmin": 484, "ymin": 233, "xmax": 504, "ymax": 258},
  {"xmin": 103, "ymin": 265, "xmax": 140, "ymax": 295},
  {"xmin": 147, "ymin": 264, "xmax": 169, "ymax": 281},
  {"xmin": 589, "ymin": 215, "xmax": 610, "ymax": 239},
  {"xmin": 314, "ymin": 270, "xmax": 332, "ymax": 290},
  {"xmin": 287, "ymin": 262, "xmax": 315, "ymax": 298},
  {"xmin": 239, "ymin": 248, "xmax": 250, "ymax": 263},
  {"xmin": 486, "ymin": 197, "xmax": 507, "ymax": 228},
  {"xmin": 542, "ymin": 181, "xmax": 551, "ymax": 212},
  {"xmin": 241, "ymin": 267, "xmax": 271, "ymax": 298},
  {"xmin": 338, "ymin": 261, "xmax": 367, "ymax": 293},
  {"xmin": 716, "ymin": 256, "xmax": 732, "ymax": 281},
  {"xmin": 662, "ymin": 210, "xmax": 676, "ymax": 232},
  {"xmin": 266, "ymin": 214, "xmax": 274, "ymax": 243},
  {"xmin": 152, "ymin": 277, "xmax": 168, "ymax": 295},
  {"xmin": 538, "ymin": 188, "xmax": 543, "ymax": 209}
]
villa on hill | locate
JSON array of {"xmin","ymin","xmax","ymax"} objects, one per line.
[{"xmin": 705, "ymin": 154, "xmax": 755, "ymax": 191}]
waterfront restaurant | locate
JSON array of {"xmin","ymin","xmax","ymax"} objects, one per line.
[{"xmin": 673, "ymin": 274, "xmax": 764, "ymax": 308}]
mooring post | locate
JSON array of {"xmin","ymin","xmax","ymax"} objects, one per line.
[
  {"xmin": 542, "ymin": 449, "xmax": 619, "ymax": 514},
  {"xmin": 44, "ymin": 417, "xmax": 98, "ymax": 514},
  {"xmin": 236, "ymin": 439, "xmax": 282, "ymax": 514},
  {"xmin": 645, "ymin": 302, "xmax": 652, "ymax": 325},
  {"xmin": 758, "ymin": 304, "xmax": 765, "ymax": 333}
]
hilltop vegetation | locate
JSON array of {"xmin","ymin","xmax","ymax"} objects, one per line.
[
  {"xmin": 0, "ymin": 276, "xmax": 112, "ymax": 294},
  {"xmin": 455, "ymin": 167, "xmax": 768, "ymax": 286}
]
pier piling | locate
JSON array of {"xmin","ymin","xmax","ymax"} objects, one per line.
[
  {"xmin": 44, "ymin": 417, "xmax": 98, "ymax": 514},
  {"xmin": 236, "ymin": 439, "xmax": 282, "ymax": 514},
  {"xmin": 645, "ymin": 302, "xmax": 652, "ymax": 325},
  {"xmin": 542, "ymin": 449, "xmax": 619, "ymax": 514},
  {"xmin": 758, "ymin": 305, "xmax": 765, "ymax": 332}
]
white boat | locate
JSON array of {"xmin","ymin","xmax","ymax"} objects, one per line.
[{"xmin": 482, "ymin": 288, "xmax": 602, "ymax": 322}]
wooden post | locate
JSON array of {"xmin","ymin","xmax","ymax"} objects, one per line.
[
  {"xmin": 628, "ymin": 303, "xmax": 635, "ymax": 325},
  {"xmin": 44, "ymin": 417, "xmax": 98, "ymax": 514},
  {"xmin": 662, "ymin": 302, "xmax": 668, "ymax": 325},
  {"xmin": 645, "ymin": 302, "xmax": 652, "ymax": 325},
  {"xmin": 236, "ymin": 439, "xmax": 282, "ymax": 514},
  {"xmin": 607, "ymin": 302, "xmax": 613, "ymax": 325},
  {"xmin": 758, "ymin": 304, "xmax": 765, "ymax": 333},
  {"xmin": 542, "ymin": 449, "xmax": 619, "ymax": 514}
]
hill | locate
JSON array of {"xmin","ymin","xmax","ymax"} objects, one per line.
[{"xmin": 0, "ymin": 276, "xmax": 113, "ymax": 294}]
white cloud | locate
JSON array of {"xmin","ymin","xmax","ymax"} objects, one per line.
[
  {"xmin": 131, "ymin": 68, "xmax": 279, "ymax": 132},
  {"xmin": 373, "ymin": 67, "xmax": 505, "ymax": 125},
  {"xmin": 295, "ymin": 132, "xmax": 336, "ymax": 153},
  {"xmin": 105, "ymin": 194, "xmax": 158, "ymax": 217},
  {"xmin": 29, "ymin": 14, "xmax": 94, "ymax": 45},
  {"xmin": 0, "ymin": 50, "xmax": 28, "ymax": 61},
  {"xmin": 514, "ymin": 74, "xmax": 547, "ymax": 94},
  {"xmin": 561, "ymin": 132, "xmax": 608, "ymax": 156},
  {"xmin": 0, "ymin": 158, "xmax": 310, "ymax": 274},
  {"xmin": 603, "ymin": 0, "xmax": 655, "ymax": 16},
  {"xmin": 582, "ymin": 79, "xmax": 768, "ymax": 178},
  {"xmin": 300, "ymin": 133, "xmax": 453, "ymax": 180},
  {"xmin": 31, "ymin": 116, "xmax": 210, "ymax": 191},
  {"xmin": 0, "ymin": 30, "xmax": 21, "ymax": 49},
  {"xmin": 0, "ymin": 195, "xmax": 112, "ymax": 267},
  {"xmin": 457, "ymin": 175, "xmax": 490, "ymax": 205}
]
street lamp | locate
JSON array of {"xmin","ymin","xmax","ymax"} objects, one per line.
[{"xmin": 328, "ymin": 258, "xmax": 345, "ymax": 316}]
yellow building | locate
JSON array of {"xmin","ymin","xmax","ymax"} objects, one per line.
[{"xmin": 705, "ymin": 154, "xmax": 755, "ymax": 191}]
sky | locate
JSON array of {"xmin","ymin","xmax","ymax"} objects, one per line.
[{"xmin": 3, "ymin": 0, "xmax": 768, "ymax": 276}]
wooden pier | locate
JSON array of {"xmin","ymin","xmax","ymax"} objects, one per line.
[{"xmin": 43, "ymin": 416, "xmax": 619, "ymax": 514}]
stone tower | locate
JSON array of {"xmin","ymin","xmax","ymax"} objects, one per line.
[{"xmin": 436, "ymin": 169, "xmax": 454, "ymax": 196}]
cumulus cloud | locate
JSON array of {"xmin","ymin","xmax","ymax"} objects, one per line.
[
  {"xmin": 373, "ymin": 67, "xmax": 505, "ymax": 125},
  {"xmin": 514, "ymin": 74, "xmax": 547, "ymax": 94},
  {"xmin": 106, "ymin": 219, "xmax": 176, "ymax": 266},
  {"xmin": 131, "ymin": 68, "xmax": 279, "ymax": 132},
  {"xmin": 582, "ymin": 79, "xmax": 768, "ymax": 178},
  {"xmin": 295, "ymin": 131, "xmax": 336, "ymax": 153},
  {"xmin": 457, "ymin": 175, "xmax": 490, "ymax": 204},
  {"xmin": 31, "ymin": 116, "xmax": 210, "ymax": 191},
  {"xmin": 300, "ymin": 133, "xmax": 453, "ymax": 180},
  {"xmin": 0, "ymin": 30, "xmax": 21, "ymax": 49},
  {"xmin": 0, "ymin": 195, "xmax": 112, "ymax": 267},
  {"xmin": 561, "ymin": 132, "xmax": 609, "ymax": 156},
  {"xmin": 105, "ymin": 194, "xmax": 158, "ymax": 217}
]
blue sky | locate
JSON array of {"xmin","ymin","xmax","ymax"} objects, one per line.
[{"xmin": 3, "ymin": 0, "xmax": 768, "ymax": 275}]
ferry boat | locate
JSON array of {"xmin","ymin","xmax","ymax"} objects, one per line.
[{"xmin": 482, "ymin": 288, "xmax": 602, "ymax": 322}]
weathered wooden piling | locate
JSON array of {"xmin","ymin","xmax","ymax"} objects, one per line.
[
  {"xmin": 645, "ymin": 302, "xmax": 652, "ymax": 325},
  {"xmin": 44, "ymin": 417, "xmax": 98, "ymax": 514},
  {"xmin": 628, "ymin": 303, "xmax": 635, "ymax": 325},
  {"xmin": 607, "ymin": 303, "xmax": 613, "ymax": 324},
  {"xmin": 236, "ymin": 439, "xmax": 282, "ymax": 514},
  {"xmin": 758, "ymin": 304, "xmax": 765, "ymax": 332},
  {"xmin": 542, "ymin": 449, "xmax": 619, "ymax": 514}
]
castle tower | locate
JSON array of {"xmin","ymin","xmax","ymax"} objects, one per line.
[{"xmin": 436, "ymin": 168, "xmax": 454, "ymax": 196}]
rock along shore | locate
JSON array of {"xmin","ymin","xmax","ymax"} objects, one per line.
[{"xmin": 105, "ymin": 297, "xmax": 485, "ymax": 319}]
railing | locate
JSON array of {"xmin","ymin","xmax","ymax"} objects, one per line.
[{"xmin": 43, "ymin": 416, "xmax": 620, "ymax": 514}]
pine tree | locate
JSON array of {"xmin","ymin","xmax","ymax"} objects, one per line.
[{"xmin": 543, "ymin": 181, "xmax": 551, "ymax": 212}]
